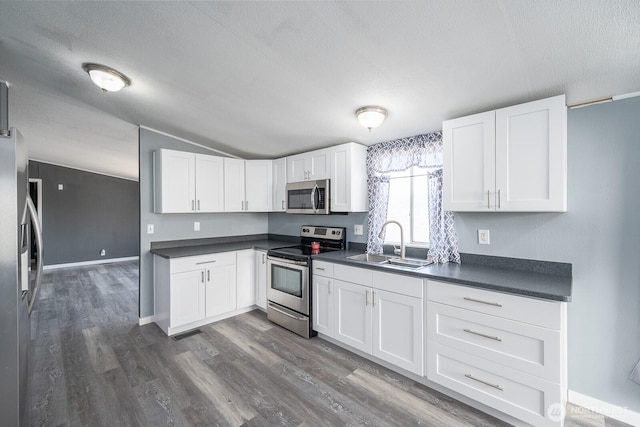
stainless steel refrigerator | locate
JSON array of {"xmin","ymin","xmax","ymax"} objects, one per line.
[{"xmin": 0, "ymin": 121, "xmax": 43, "ymax": 424}]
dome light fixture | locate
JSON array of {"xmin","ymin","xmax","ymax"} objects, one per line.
[
  {"xmin": 82, "ymin": 63, "xmax": 131, "ymax": 92},
  {"xmin": 355, "ymin": 106, "xmax": 387, "ymax": 131}
]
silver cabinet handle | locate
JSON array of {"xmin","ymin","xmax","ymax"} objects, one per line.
[
  {"xmin": 487, "ymin": 190, "xmax": 490, "ymax": 209},
  {"xmin": 316, "ymin": 267, "xmax": 325, "ymax": 271},
  {"xmin": 262, "ymin": 253, "xmax": 266, "ymax": 264},
  {"xmin": 245, "ymin": 200, "xmax": 248, "ymax": 211},
  {"xmin": 328, "ymin": 280, "xmax": 332, "ymax": 294},
  {"xmin": 197, "ymin": 200, "xmax": 200, "ymax": 211},
  {"xmin": 192, "ymin": 200, "xmax": 195, "ymax": 211},
  {"xmin": 207, "ymin": 270, "xmax": 210, "ymax": 281},
  {"xmin": 372, "ymin": 291, "xmax": 376, "ymax": 307},
  {"xmin": 241, "ymin": 200, "xmax": 244, "ymax": 210},
  {"xmin": 282, "ymin": 200, "xmax": 285, "ymax": 210},
  {"xmin": 365, "ymin": 290, "xmax": 369, "ymax": 306},
  {"xmin": 196, "ymin": 260, "xmax": 217, "ymax": 265},
  {"xmin": 201, "ymin": 271, "xmax": 205, "ymax": 283},
  {"xmin": 463, "ymin": 297, "xmax": 502, "ymax": 307},
  {"xmin": 465, "ymin": 374, "xmax": 503, "ymax": 391},
  {"xmin": 464, "ymin": 328, "xmax": 502, "ymax": 342},
  {"xmin": 497, "ymin": 189, "xmax": 501, "ymax": 209}
]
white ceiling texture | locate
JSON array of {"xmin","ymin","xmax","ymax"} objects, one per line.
[{"xmin": 1, "ymin": 1, "xmax": 639, "ymax": 180}]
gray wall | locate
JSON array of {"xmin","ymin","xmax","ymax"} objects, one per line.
[
  {"xmin": 455, "ymin": 97, "xmax": 640, "ymax": 411},
  {"xmin": 268, "ymin": 212, "xmax": 368, "ymax": 246},
  {"xmin": 139, "ymin": 128, "xmax": 268, "ymax": 318},
  {"xmin": 29, "ymin": 161, "xmax": 138, "ymax": 266}
]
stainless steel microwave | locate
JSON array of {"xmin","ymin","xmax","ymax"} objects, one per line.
[{"xmin": 286, "ymin": 179, "xmax": 330, "ymax": 214}]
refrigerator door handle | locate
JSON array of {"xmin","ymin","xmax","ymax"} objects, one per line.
[{"xmin": 25, "ymin": 195, "xmax": 43, "ymax": 315}]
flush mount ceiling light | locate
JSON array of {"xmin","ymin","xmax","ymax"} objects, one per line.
[
  {"xmin": 355, "ymin": 106, "xmax": 387, "ymax": 131},
  {"xmin": 82, "ymin": 63, "xmax": 131, "ymax": 92}
]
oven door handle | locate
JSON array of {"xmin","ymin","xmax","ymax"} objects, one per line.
[
  {"xmin": 268, "ymin": 303, "xmax": 308, "ymax": 321},
  {"xmin": 267, "ymin": 255, "xmax": 308, "ymax": 266}
]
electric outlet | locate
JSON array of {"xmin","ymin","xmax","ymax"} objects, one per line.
[
  {"xmin": 147, "ymin": 224, "xmax": 154, "ymax": 234},
  {"xmin": 100, "ymin": 249, "xmax": 106, "ymax": 256},
  {"xmin": 57, "ymin": 184, "xmax": 64, "ymax": 190},
  {"xmin": 478, "ymin": 229, "xmax": 490, "ymax": 245},
  {"xmin": 354, "ymin": 224, "xmax": 363, "ymax": 235},
  {"xmin": 194, "ymin": 222, "xmax": 200, "ymax": 231}
]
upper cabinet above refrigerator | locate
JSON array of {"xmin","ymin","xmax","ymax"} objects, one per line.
[{"xmin": 442, "ymin": 94, "xmax": 567, "ymax": 212}]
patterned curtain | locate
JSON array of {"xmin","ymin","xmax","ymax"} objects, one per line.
[{"xmin": 366, "ymin": 132, "xmax": 460, "ymax": 263}]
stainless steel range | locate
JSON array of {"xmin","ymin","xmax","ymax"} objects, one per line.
[{"xmin": 267, "ymin": 225, "xmax": 346, "ymax": 338}]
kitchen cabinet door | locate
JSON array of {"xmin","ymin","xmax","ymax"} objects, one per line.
[
  {"xmin": 372, "ymin": 289, "xmax": 423, "ymax": 375},
  {"xmin": 287, "ymin": 154, "xmax": 307, "ymax": 182},
  {"xmin": 334, "ymin": 280, "xmax": 372, "ymax": 353},
  {"xmin": 245, "ymin": 160, "xmax": 272, "ymax": 212},
  {"xmin": 443, "ymin": 111, "xmax": 496, "ymax": 212},
  {"xmin": 272, "ymin": 157, "xmax": 287, "ymax": 212},
  {"xmin": 195, "ymin": 154, "xmax": 224, "ymax": 212},
  {"xmin": 308, "ymin": 149, "xmax": 330, "ymax": 180},
  {"xmin": 224, "ymin": 158, "xmax": 246, "ymax": 212},
  {"xmin": 254, "ymin": 250, "xmax": 267, "ymax": 310},
  {"xmin": 236, "ymin": 250, "xmax": 255, "ymax": 309},
  {"xmin": 154, "ymin": 149, "xmax": 196, "ymax": 213},
  {"xmin": 330, "ymin": 143, "xmax": 367, "ymax": 212},
  {"xmin": 170, "ymin": 269, "xmax": 206, "ymax": 327},
  {"xmin": 313, "ymin": 274, "xmax": 334, "ymax": 336},
  {"xmin": 205, "ymin": 263, "xmax": 237, "ymax": 317},
  {"xmin": 495, "ymin": 95, "xmax": 567, "ymax": 211}
]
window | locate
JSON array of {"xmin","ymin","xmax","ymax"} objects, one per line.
[{"xmin": 383, "ymin": 167, "xmax": 429, "ymax": 246}]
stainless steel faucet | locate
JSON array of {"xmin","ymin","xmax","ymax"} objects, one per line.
[{"xmin": 378, "ymin": 220, "xmax": 405, "ymax": 260}]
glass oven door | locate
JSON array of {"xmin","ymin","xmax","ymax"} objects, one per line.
[{"xmin": 267, "ymin": 257, "xmax": 309, "ymax": 315}]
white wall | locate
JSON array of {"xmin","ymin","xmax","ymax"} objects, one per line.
[{"xmin": 454, "ymin": 96, "xmax": 640, "ymax": 412}]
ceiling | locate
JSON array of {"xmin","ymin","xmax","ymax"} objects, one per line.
[{"xmin": 1, "ymin": 1, "xmax": 639, "ymax": 181}]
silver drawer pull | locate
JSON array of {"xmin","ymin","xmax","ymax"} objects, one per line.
[
  {"xmin": 464, "ymin": 328, "xmax": 502, "ymax": 342},
  {"xmin": 196, "ymin": 260, "xmax": 217, "ymax": 265},
  {"xmin": 316, "ymin": 267, "xmax": 325, "ymax": 271},
  {"xmin": 463, "ymin": 297, "xmax": 502, "ymax": 307},
  {"xmin": 465, "ymin": 374, "xmax": 503, "ymax": 391}
]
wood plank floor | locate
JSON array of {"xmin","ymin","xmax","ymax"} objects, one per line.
[{"xmin": 29, "ymin": 261, "xmax": 631, "ymax": 427}]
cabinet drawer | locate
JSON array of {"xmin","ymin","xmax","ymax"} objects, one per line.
[
  {"xmin": 171, "ymin": 252, "xmax": 236, "ymax": 273},
  {"xmin": 428, "ymin": 302, "xmax": 561, "ymax": 382},
  {"xmin": 427, "ymin": 280, "xmax": 562, "ymax": 329},
  {"xmin": 334, "ymin": 264, "xmax": 372, "ymax": 286},
  {"xmin": 428, "ymin": 342, "xmax": 562, "ymax": 427},
  {"xmin": 312, "ymin": 261, "xmax": 334, "ymax": 277},
  {"xmin": 372, "ymin": 271, "xmax": 423, "ymax": 298}
]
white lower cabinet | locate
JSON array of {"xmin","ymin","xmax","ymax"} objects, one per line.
[
  {"xmin": 427, "ymin": 280, "xmax": 567, "ymax": 426},
  {"xmin": 154, "ymin": 251, "xmax": 239, "ymax": 336},
  {"xmin": 236, "ymin": 250, "xmax": 255, "ymax": 309},
  {"xmin": 255, "ymin": 250, "xmax": 267, "ymax": 310},
  {"xmin": 313, "ymin": 261, "xmax": 424, "ymax": 376}
]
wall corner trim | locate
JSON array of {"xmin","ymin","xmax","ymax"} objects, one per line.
[{"xmin": 568, "ymin": 390, "xmax": 640, "ymax": 426}]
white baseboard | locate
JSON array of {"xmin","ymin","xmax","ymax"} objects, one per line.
[
  {"xmin": 43, "ymin": 256, "xmax": 139, "ymax": 270},
  {"xmin": 138, "ymin": 315, "xmax": 155, "ymax": 326},
  {"xmin": 568, "ymin": 390, "xmax": 640, "ymax": 426}
]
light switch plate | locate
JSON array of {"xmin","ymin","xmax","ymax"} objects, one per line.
[
  {"xmin": 354, "ymin": 224, "xmax": 363, "ymax": 235},
  {"xmin": 57, "ymin": 184, "xmax": 64, "ymax": 190},
  {"xmin": 147, "ymin": 224, "xmax": 154, "ymax": 234},
  {"xmin": 478, "ymin": 229, "xmax": 490, "ymax": 245},
  {"xmin": 194, "ymin": 222, "xmax": 200, "ymax": 231}
]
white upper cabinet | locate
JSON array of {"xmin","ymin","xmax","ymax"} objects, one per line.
[
  {"xmin": 224, "ymin": 158, "xmax": 273, "ymax": 212},
  {"xmin": 272, "ymin": 157, "xmax": 287, "ymax": 212},
  {"xmin": 287, "ymin": 148, "xmax": 331, "ymax": 182},
  {"xmin": 330, "ymin": 142, "xmax": 368, "ymax": 212},
  {"xmin": 154, "ymin": 149, "xmax": 224, "ymax": 213},
  {"xmin": 245, "ymin": 160, "xmax": 273, "ymax": 212},
  {"xmin": 443, "ymin": 94, "xmax": 567, "ymax": 212},
  {"xmin": 223, "ymin": 158, "xmax": 246, "ymax": 212}
]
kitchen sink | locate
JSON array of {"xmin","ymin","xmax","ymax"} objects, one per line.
[
  {"xmin": 347, "ymin": 253, "xmax": 396, "ymax": 264},
  {"xmin": 347, "ymin": 253, "xmax": 433, "ymax": 268},
  {"xmin": 387, "ymin": 258, "xmax": 433, "ymax": 268}
]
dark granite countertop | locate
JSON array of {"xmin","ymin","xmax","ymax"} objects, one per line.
[
  {"xmin": 313, "ymin": 250, "xmax": 572, "ymax": 302},
  {"xmin": 150, "ymin": 238, "xmax": 295, "ymax": 259}
]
